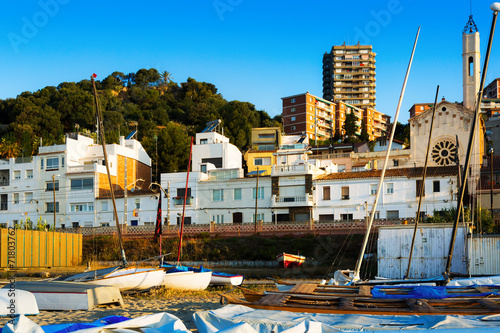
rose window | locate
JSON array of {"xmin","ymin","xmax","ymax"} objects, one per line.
[{"xmin": 431, "ymin": 140, "xmax": 457, "ymax": 166}]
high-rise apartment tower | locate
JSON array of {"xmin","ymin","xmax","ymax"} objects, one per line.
[{"xmin": 322, "ymin": 43, "xmax": 376, "ymax": 109}]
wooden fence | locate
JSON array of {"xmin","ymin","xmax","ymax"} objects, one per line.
[{"xmin": 0, "ymin": 229, "xmax": 82, "ymax": 268}]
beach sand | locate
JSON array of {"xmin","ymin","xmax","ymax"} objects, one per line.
[{"xmin": 0, "ymin": 292, "xmax": 224, "ymax": 332}]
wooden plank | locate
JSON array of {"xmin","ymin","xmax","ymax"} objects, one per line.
[
  {"xmin": 258, "ymin": 294, "xmax": 290, "ymax": 306},
  {"xmin": 358, "ymin": 285, "xmax": 372, "ymax": 297},
  {"xmin": 290, "ymin": 283, "xmax": 317, "ymax": 294},
  {"xmin": 478, "ymin": 299, "xmax": 500, "ymax": 311},
  {"xmin": 406, "ymin": 299, "xmax": 438, "ymax": 313}
]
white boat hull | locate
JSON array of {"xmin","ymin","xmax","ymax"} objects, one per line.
[
  {"xmin": 10, "ymin": 281, "xmax": 123, "ymax": 310},
  {"xmin": 0, "ymin": 289, "xmax": 39, "ymax": 316},
  {"xmin": 210, "ymin": 274, "xmax": 244, "ymax": 286},
  {"xmin": 162, "ymin": 271, "xmax": 212, "ymax": 290},
  {"xmin": 87, "ymin": 268, "xmax": 166, "ymax": 292}
]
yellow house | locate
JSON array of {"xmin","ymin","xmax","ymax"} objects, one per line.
[{"xmin": 244, "ymin": 127, "xmax": 282, "ymax": 176}]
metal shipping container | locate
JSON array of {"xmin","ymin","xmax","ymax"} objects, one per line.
[
  {"xmin": 378, "ymin": 224, "xmax": 468, "ymax": 279},
  {"xmin": 467, "ymin": 235, "xmax": 500, "ymax": 276}
]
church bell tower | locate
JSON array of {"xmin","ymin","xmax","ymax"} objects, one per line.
[{"xmin": 462, "ymin": 15, "xmax": 480, "ymax": 110}]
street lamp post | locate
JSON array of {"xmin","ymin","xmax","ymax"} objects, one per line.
[{"xmin": 52, "ymin": 174, "xmax": 56, "ymax": 229}]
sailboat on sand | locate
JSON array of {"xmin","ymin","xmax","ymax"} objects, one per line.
[{"xmin": 58, "ymin": 74, "xmax": 165, "ymax": 292}]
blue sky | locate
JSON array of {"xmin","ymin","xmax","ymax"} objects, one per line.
[{"xmin": 1, "ymin": 0, "xmax": 500, "ymax": 124}]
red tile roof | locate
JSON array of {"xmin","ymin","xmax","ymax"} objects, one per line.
[{"xmin": 316, "ymin": 166, "xmax": 459, "ymax": 181}]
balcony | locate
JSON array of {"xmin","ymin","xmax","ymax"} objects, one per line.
[
  {"xmin": 272, "ymin": 194, "xmax": 313, "ymax": 208},
  {"xmin": 67, "ymin": 164, "xmax": 97, "ymax": 173},
  {"xmin": 272, "ymin": 163, "xmax": 316, "ymax": 176}
]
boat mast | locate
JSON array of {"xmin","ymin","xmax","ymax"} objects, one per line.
[
  {"xmin": 91, "ymin": 75, "xmax": 127, "ymax": 267},
  {"xmin": 405, "ymin": 85, "xmax": 440, "ymax": 279},
  {"xmin": 444, "ymin": 4, "xmax": 499, "ymax": 280},
  {"xmin": 177, "ymin": 136, "xmax": 194, "ymax": 265},
  {"xmin": 353, "ymin": 27, "xmax": 420, "ymax": 282}
]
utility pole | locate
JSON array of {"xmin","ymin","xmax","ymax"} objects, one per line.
[
  {"xmin": 167, "ymin": 181, "xmax": 171, "ymax": 226},
  {"xmin": 124, "ymin": 157, "xmax": 128, "ymax": 229},
  {"xmin": 254, "ymin": 167, "xmax": 259, "ymax": 233},
  {"xmin": 52, "ymin": 174, "xmax": 56, "ymax": 229},
  {"xmin": 491, "ymin": 148, "xmax": 494, "ymax": 217}
]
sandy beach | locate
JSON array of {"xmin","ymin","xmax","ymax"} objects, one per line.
[{"xmin": 0, "ymin": 291, "xmax": 225, "ymax": 332}]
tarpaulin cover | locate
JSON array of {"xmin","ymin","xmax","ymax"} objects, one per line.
[
  {"xmin": 193, "ymin": 304, "xmax": 500, "ymax": 333},
  {"xmin": 41, "ymin": 316, "xmax": 130, "ymax": 333},
  {"xmin": 3, "ymin": 313, "xmax": 190, "ymax": 333},
  {"xmin": 371, "ymin": 285, "xmax": 500, "ymax": 299}
]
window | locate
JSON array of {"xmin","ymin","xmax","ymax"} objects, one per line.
[
  {"xmin": 41, "ymin": 159, "xmax": 44, "ymax": 170},
  {"xmin": 341, "ymin": 186, "xmax": 349, "ymax": 200},
  {"xmin": 433, "ymin": 180, "xmax": 440, "ymax": 193},
  {"xmin": 291, "ymin": 116, "xmax": 296, "ymax": 121},
  {"xmin": 387, "ymin": 210, "xmax": 399, "ymax": 219},
  {"xmin": 46, "ymin": 202, "xmax": 59, "ymax": 213},
  {"xmin": 46, "ymin": 157, "xmax": 59, "ymax": 170},
  {"xmin": 291, "ymin": 126, "xmax": 296, "ymax": 130},
  {"xmin": 26, "ymin": 170, "xmax": 33, "ymax": 179},
  {"xmin": 200, "ymin": 138, "xmax": 208, "ymax": 144},
  {"xmin": 135, "ymin": 199, "xmax": 140, "ymax": 209},
  {"xmin": 13, "ymin": 171, "xmax": 20, "ymax": 180},
  {"xmin": 70, "ymin": 203, "xmax": 94, "ymax": 212},
  {"xmin": 71, "ymin": 178, "xmax": 94, "ymax": 190},
  {"xmin": 101, "ymin": 201, "xmax": 108, "ymax": 211},
  {"xmin": 340, "ymin": 214, "xmax": 353, "ymax": 221},
  {"xmin": 234, "ymin": 188, "xmax": 242, "ymax": 200},
  {"xmin": 291, "ymin": 98, "xmax": 296, "ymax": 103},
  {"xmin": 291, "ymin": 107, "xmax": 296, "ymax": 112},
  {"xmin": 253, "ymin": 213, "xmax": 264, "ymax": 222},
  {"xmin": 254, "ymin": 157, "xmax": 271, "ymax": 166},
  {"xmin": 213, "ymin": 214, "xmax": 224, "ymax": 224},
  {"xmin": 25, "ymin": 192, "xmax": 33, "ymax": 203},
  {"xmin": 310, "ymin": 115, "xmax": 313, "ymax": 120},
  {"xmin": 370, "ymin": 184, "xmax": 377, "ymax": 195},
  {"xmin": 258, "ymin": 133, "xmax": 275, "ymax": 139},
  {"xmin": 13, "ymin": 193, "xmax": 19, "ymax": 204},
  {"xmin": 176, "ymin": 188, "xmax": 192, "ymax": 198},
  {"xmin": 393, "ymin": 159, "xmax": 399, "ymax": 167},
  {"xmin": 62, "ymin": 157, "xmax": 65, "ymax": 168},
  {"xmin": 323, "ymin": 186, "xmax": 331, "ymax": 200},
  {"xmin": 319, "ymin": 214, "xmax": 334, "ymax": 221},
  {"xmin": 200, "ymin": 164, "xmax": 207, "ymax": 173},
  {"xmin": 416, "ymin": 180, "xmax": 425, "ymax": 197},
  {"xmin": 386, "ymin": 183, "xmax": 394, "ymax": 194},
  {"xmin": 213, "ymin": 189, "xmax": 224, "ymax": 201},
  {"xmin": 252, "ymin": 187, "xmax": 264, "ymax": 199},
  {"xmin": 46, "ymin": 181, "xmax": 59, "ymax": 191}
]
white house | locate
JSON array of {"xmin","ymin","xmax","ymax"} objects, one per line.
[
  {"xmin": 0, "ymin": 133, "xmax": 156, "ymax": 228},
  {"xmin": 314, "ymin": 166, "xmax": 459, "ymax": 221}
]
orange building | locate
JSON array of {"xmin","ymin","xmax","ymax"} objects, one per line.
[{"xmin": 282, "ymin": 92, "xmax": 390, "ymax": 141}]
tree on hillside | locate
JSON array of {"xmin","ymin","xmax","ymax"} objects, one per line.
[
  {"xmin": 394, "ymin": 122, "xmax": 410, "ymax": 146},
  {"xmin": 160, "ymin": 71, "xmax": 173, "ymax": 89},
  {"xmin": 360, "ymin": 118, "xmax": 369, "ymax": 142},
  {"xmin": 343, "ymin": 111, "xmax": 358, "ymax": 139},
  {"xmin": 0, "ymin": 138, "xmax": 20, "ymax": 159}
]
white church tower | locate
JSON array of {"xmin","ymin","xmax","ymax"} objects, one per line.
[{"xmin": 462, "ymin": 15, "xmax": 481, "ymax": 110}]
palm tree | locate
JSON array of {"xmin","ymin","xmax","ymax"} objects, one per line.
[
  {"xmin": 0, "ymin": 139, "xmax": 20, "ymax": 159},
  {"xmin": 160, "ymin": 71, "xmax": 173, "ymax": 90}
]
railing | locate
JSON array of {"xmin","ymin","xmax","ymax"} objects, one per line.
[
  {"xmin": 15, "ymin": 156, "xmax": 33, "ymax": 164},
  {"xmin": 0, "ymin": 181, "xmax": 9, "ymax": 186},
  {"xmin": 67, "ymin": 164, "xmax": 97, "ymax": 173},
  {"xmin": 0, "ymin": 159, "xmax": 9, "ymax": 165},
  {"xmin": 274, "ymin": 195, "xmax": 309, "ymax": 203},
  {"xmin": 309, "ymin": 153, "xmax": 352, "ymax": 160},
  {"xmin": 272, "ymin": 163, "xmax": 315, "ymax": 175},
  {"xmin": 62, "ymin": 219, "xmax": 404, "ymax": 238}
]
